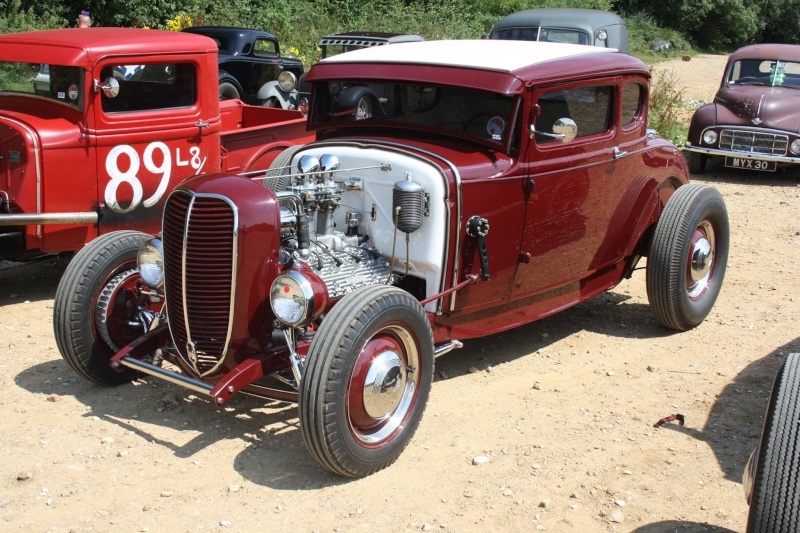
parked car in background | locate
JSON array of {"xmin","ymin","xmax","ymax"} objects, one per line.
[
  {"xmin": 182, "ymin": 26, "xmax": 305, "ymax": 109},
  {"xmin": 488, "ymin": 8, "xmax": 629, "ymax": 53},
  {"xmin": 685, "ymin": 43, "xmax": 800, "ymax": 174},
  {"xmin": 55, "ymin": 39, "xmax": 728, "ymax": 478},
  {"xmin": 743, "ymin": 352, "xmax": 800, "ymax": 532},
  {"xmin": 28, "ymin": 63, "xmax": 49, "ymax": 95},
  {"xmin": 317, "ymin": 32, "xmax": 424, "ymax": 59}
]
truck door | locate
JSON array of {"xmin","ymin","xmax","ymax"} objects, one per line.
[
  {"xmin": 92, "ymin": 59, "xmax": 221, "ymax": 237},
  {"xmin": 512, "ymin": 81, "xmax": 648, "ymax": 300}
]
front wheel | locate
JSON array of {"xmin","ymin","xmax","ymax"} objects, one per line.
[
  {"xmin": 688, "ymin": 151, "xmax": 707, "ymax": 174},
  {"xmin": 646, "ymin": 184, "xmax": 729, "ymax": 331},
  {"xmin": 299, "ymin": 286, "xmax": 434, "ymax": 477},
  {"xmin": 746, "ymin": 353, "xmax": 800, "ymax": 532},
  {"xmin": 53, "ymin": 231, "xmax": 159, "ymax": 385}
]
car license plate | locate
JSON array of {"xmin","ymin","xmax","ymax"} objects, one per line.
[{"xmin": 724, "ymin": 157, "xmax": 776, "ymax": 172}]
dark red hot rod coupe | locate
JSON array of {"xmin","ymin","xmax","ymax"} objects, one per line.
[{"xmin": 54, "ymin": 40, "xmax": 729, "ymax": 477}]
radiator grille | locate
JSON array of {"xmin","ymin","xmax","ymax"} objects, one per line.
[
  {"xmin": 719, "ymin": 129, "xmax": 788, "ymax": 156},
  {"xmin": 163, "ymin": 190, "xmax": 236, "ymax": 376}
]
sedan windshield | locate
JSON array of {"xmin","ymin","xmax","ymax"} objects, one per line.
[
  {"xmin": 311, "ymin": 81, "xmax": 519, "ymax": 149},
  {"xmin": 0, "ymin": 61, "xmax": 84, "ymax": 110},
  {"xmin": 728, "ymin": 59, "xmax": 800, "ymax": 89}
]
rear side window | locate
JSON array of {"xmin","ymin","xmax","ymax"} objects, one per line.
[
  {"xmin": 100, "ymin": 63, "xmax": 196, "ymax": 114},
  {"xmin": 621, "ymin": 83, "xmax": 644, "ymax": 126},
  {"xmin": 535, "ymin": 85, "xmax": 613, "ymax": 143},
  {"xmin": 254, "ymin": 39, "xmax": 277, "ymax": 56}
]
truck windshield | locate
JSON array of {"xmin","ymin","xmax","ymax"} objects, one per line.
[
  {"xmin": 728, "ymin": 59, "xmax": 800, "ymax": 89},
  {"xmin": 0, "ymin": 61, "xmax": 84, "ymax": 110},
  {"xmin": 311, "ymin": 81, "xmax": 518, "ymax": 149}
]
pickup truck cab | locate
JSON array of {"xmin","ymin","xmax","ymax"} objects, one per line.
[
  {"xmin": 55, "ymin": 40, "xmax": 728, "ymax": 478},
  {"xmin": 0, "ymin": 28, "xmax": 311, "ymax": 265}
]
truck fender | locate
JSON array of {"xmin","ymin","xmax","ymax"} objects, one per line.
[{"xmin": 257, "ymin": 81, "xmax": 294, "ymax": 109}]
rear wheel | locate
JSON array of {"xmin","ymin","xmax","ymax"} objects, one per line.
[
  {"xmin": 646, "ymin": 184, "xmax": 729, "ymax": 330},
  {"xmin": 746, "ymin": 353, "xmax": 800, "ymax": 533},
  {"xmin": 219, "ymin": 81, "xmax": 240, "ymax": 101},
  {"xmin": 299, "ymin": 286, "xmax": 434, "ymax": 477},
  {"xmin": 53, "ymin": 231, "xmax": 160, "ymax": 385}
]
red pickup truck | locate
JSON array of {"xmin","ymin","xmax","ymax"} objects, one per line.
[{"xmin": 0, "ymin": 28, "xmax": 312, "ymax": 265}]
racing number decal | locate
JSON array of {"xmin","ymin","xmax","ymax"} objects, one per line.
[{"xmin": 104, "ymin": 142, "xmax": 207, "ymax": 214}]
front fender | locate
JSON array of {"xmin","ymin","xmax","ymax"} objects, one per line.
[{"xmin": 257, "ymin": 81, "xmax": 295, "ymax": 109}]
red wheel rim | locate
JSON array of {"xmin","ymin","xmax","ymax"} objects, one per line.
[{"xmin": 346, "ymin": 323, "xmax": 421, "ymax": 446}]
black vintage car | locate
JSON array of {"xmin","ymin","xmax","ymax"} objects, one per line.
[{"xmin": 182, "ymin": 26, "xmax": 305, "ymax": 108}]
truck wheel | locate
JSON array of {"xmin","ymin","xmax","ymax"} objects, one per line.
[
  {"xmin": 219, "ymin": 81, "xmax": 240, "ymax": 101},
  {"xmin": 688, "ymin": 151, "xmax": 707, "ymax": 174},
  {"xmin": 646, "ymin": 184, "xmax": 729, "ymax": 331},
  {"xmin": 746, "ymin": 353, "xmax": 800, "ymax": 533},
  {"xmin": 299, "ymin": 286, "xmax": 434, "ymax": 477},
  {"xmin": 53, "ymin": 231, "xmax": 157, "ymax": 385},
  {"xmin": 262, "ymin": 144, "xmax": 305, "ymax": 192}
]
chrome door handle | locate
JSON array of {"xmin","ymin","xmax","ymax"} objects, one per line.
[{"xmin": 614, "ymin": 147, "xmax": 628, "ymax": 159}]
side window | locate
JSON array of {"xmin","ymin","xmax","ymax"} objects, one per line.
[
  {"xmin": 254, "ymin": 39, "xmax": 277, "ymax": 56},
  {"xmin": 536, "ymin": 85, "xmax": 613, "ymax": 143},
  {"xmin": 100, "ymin": 63, "xmax": 196, "ymax": 114},
  {"xmin": 621, "ymin": 83, "xmax": 644, "ymax": 127}
]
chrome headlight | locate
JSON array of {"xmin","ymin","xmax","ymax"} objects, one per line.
[
  {"xmin": 791, "ymin": 139, "xmax": 800, "ymax": 155},
  {"xmin": 278, "ymin": 71, "xmax": 297, "ymax": 92},
  {"xmin": 270, "ymin": 271, "xmax": 319, "ymax": 327},
  {"xmin": 137, "ymin": 238, "xmax": 164, "ymax": 289},
  {"xmin": 702, "ymin": 130, "xmax": 718, "ymax": 145}
]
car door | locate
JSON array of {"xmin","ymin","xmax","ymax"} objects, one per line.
[
  {"xmin": 92, "ymin": 58, "xmax": 221, "ymax": 237},
  {"xmin": 511, "ymin": 80, "xmax": 646, "ymax": 300}
]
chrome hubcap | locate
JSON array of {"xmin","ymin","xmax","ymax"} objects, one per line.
[
  {"xmin": 363, "ymin": 351, "xmax": 406, "ymax": 418},
  {"xmin": 687, "ymin": 221, "xmax": 715, "ymax": 299}
]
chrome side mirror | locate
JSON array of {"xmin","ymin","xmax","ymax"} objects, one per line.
[
  {"xmin": 530, "ymin": 117, "xmax": 578, "ymax": 143},
  {"xmin": 97, "ymin": 77, "xmax": 120, "ymax": 98}
]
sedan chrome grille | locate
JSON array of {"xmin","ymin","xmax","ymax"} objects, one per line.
[
  {"xmin": 719, "ymin": 129, "xmax": 788, "ymax": 156},
  {"xmin": 163, "ymin": 190, "xmax": 237, "ymax": 377}
]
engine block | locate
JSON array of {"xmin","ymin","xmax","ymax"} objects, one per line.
[{"xmin": 310, "ymin": 243, "xmax": 392, "ymax": 299}]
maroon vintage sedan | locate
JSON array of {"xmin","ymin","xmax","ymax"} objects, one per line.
[
  {"xmin": 685, "ymin": 43, "xmax": 800, "ymax": 173},
  {"xmin": 54, "ymin": 40, "xmax": 729, "ymax": 477}
]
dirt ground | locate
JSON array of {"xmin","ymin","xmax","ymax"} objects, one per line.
[{"xmin": 3, "ymin": 54, "xmax": 800, "ymax": 533}]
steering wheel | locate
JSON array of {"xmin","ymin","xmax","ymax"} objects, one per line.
[{"xmin": 462, "ymin": 111, "xmax": 494, "ymax": 132}]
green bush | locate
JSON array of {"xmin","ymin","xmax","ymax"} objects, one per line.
[{"xmin": 648, "ymin": 68, "xmax": 687, "ymax": 146}]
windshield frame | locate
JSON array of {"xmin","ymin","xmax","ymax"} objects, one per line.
[{"xmin": 309, "ymin": 79, "xmax": 523, "ymax": 154}]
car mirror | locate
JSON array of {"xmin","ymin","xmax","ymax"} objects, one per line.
[
  {"xmin": 529, "ymin": 117, "xmax": 578, "ymax": 143},
  {"xmin": 101, "ymin": 77, "xmax": 120, "ymax": 98}
]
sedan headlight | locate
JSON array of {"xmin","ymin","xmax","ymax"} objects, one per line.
[
  {"xmin": 278, "ymin": 71, "xmax": 297, "ymax": 92},
  {"xmin": 137, "ymin": 238, "xmax": 164, "ymax": 289},
  {"xmin": 791, "ymin": 139, "xmax": 800, "ymax": 155},
  {"xmin": 702, "ymin": 130, "xmax": 718, "ymax": 145},
  {"xmin": 270, "ymin": 270, "xmax": 328, "ymax": 327}
]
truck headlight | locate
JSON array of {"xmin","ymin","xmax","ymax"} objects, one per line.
[
  {"xmin": 791, "ymin": 139, "xmax": 800, "ymax": 155},
  {"xmin": 270, "ymin": 270, "xmax": 328, "ymax": 327},
  {"xmin": 278, "ymin": 71, "xmax": 297, "ymax": 92},
  {"xmin": 702, "ymin": 130, "xmax": 718, "ymax": 145},
  {"xmin": 137, "ymin": 238, "xmax": 164, "ymax": 289}
]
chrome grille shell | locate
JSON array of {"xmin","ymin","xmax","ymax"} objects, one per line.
[
  {"xmin": 719, "ymin": 129, "xmax": 788, "ymax": 156},
  {"xmin": 163, "ymin": 189, "xmax": 238, "ymax": 377}
]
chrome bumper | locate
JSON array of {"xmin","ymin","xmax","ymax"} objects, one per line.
[{"xmin": 684, "ymin": 143, "xmax": 800, "ymax": 164}]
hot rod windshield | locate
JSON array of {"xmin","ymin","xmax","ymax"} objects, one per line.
[
  {"xmin": 0, "ymin": 61, "xmax": 84, "ymax": 110},
  {"xmin": 311, "ymin": 80, "xmax": 520, "ymax": 150},
  {"xmin": 727, "ymin": 59, "xmax": 800, "ymax": 89}
]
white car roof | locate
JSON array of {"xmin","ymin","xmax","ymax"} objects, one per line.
[{"xmin": 319, "ymin": 39, "xmax": 616, "ymax": 73}]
